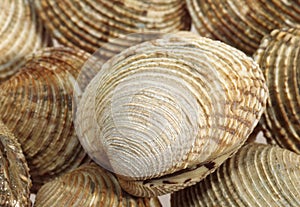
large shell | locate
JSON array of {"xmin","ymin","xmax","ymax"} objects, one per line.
[
  {"xmin": 0, "ymin": 121, "xmax": 31, "ymax": 207},
  {"xmin": 34, "ymin": 163, "xmax": 162, "ymax": 207},
  {"xmin": 171, "ymin": 143, "xmax": 300, "ymax": 206},
  {"xmin": 0, "ymin": 0, "xmax": 51, "ymax": 81},
  {"xmin": 254, "ymin": 28, "xmax": 300, "ymax": 154},
  {"xmin": 74, "ymin": 33, "xmax": 163, "ymax": 98},
  {"xmin": 35, "ymin": 0, "xmax": 191, "ymax": 54},
  {"xmin": 75, "ymin": 32, "xmax": 268, "ymax": 197},
  {"xmin": 186, "ymin": 0, "xmax": 300, "ymax": 55},
  {"xmin": 0, "ymin": 47, "xmax": 92, "ymax": 192}
]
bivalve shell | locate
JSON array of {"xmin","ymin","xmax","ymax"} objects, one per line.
[
  {"xmin": 0, "ymin": 121, "xmax": 31, "ymax": 207},
  {"xmin": 34, "ymin": 163, "xmax": 162, "ymax": 207},
  {"xmin": 35, "ymin": 0, "xmax": 191, "ymax": 54},
  {"xmin": 254, "ymin": 28, "xmax": 300, "ymax": 154},
  {"xmin": 171, "ymin": 143, "xmax": 300, "ymax": 207},
  {"xmin": 0, "ymin": 0, "xmax": 51, "ymax": 81},
  {"xmin": 74, "ymin": 33, "xmax": 163, "ymax": 98},
  {"xmin": 0, "ymin": 47, "xmax": 91, "ymax": 192},
  {"xmin": 186, "ymin": 0, "xmax": 300, "ymax": 55},
  {"xmin": 75, "ymin": 32, "xmax": 268, "ymax": 197}
]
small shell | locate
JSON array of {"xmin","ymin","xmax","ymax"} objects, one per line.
[
  {"xmin": 0, "ymin": 47, "xmax": 92, "ymax": 192},
  {"xmin": 75, "ymin": 32, "xmax": 268, "ymax": 197},
  {"xmin": 34, "ymin": 163, "xmax": 162, "ymax": 207},
  {"xmin": 171, "ymin": 143, "xmax": 300, "ymax": 207},
  {"xmin": 0, "ymin": 0, "xmax": 51, "ymax": 81},
  {"xmin": 0, "ymin": 121, "xmax": 31, "ymax": 207},
  {"xmin": 186, "ymin": 0, "xmax": 300, "ymax": 55},
  {"xmin": 254, "ymin": 28, "xmax": 300, "ymax": 154},
  {"xmin": 35, "ymin": 0, "xmax": 191, "ymax": 54}
]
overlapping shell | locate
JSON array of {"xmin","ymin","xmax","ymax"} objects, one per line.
[
  {"xmin": 171, "ymin": 143, "xmax": 300, "ymax": 206},
  {"xmin": 75, "ymin": 32, "xmax": 268, "ymax": 197},
  {"xmin": 35, "ymin": 0, "xmax": 191, "ymax": 54},
  {"xmin": 34, "ymin": 163, "xmax": 162, "ymax": 207},
  {"xmin": 186, "ymin": 0, "xmax": 300, "ymax": 55},
  {"xmin": 254, "ymin": 28, "xmax": 300, "ymax": 154},
  {"xmin": 0, "ymin": 121, "xmax": 31, "ymax": 207},
  {"xmin": 0, "ymin": 0, "xmax": 51, "ymax": 81},
  {"xmin": 0, "ymin": 47, "xmax": 92, "ymax": 192}
]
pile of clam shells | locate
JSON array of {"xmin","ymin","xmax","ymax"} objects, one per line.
[{"xmin": 0, "ymin": 0, "xmax": 300, "ymax": 206}]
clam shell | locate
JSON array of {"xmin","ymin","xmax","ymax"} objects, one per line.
[
  {"xmin": 0, "ymin": 47, "xmax": 92, "ymax": 192},
  {"xmin": 35, "ymin": 0, "xmax": 191, "ymax": 54},
  {"xmin": 0, "ymin": 121, "xmax": 31, "ymax": 207},
  {"xmin": 171, "ymin": 143, "xmax": 300, "ymax": 206},
  {"xmin": 186, "ymin": 0, "xmax": 300, "ymax": 55},
  {"xmin": 34, "ymin": 163, "xmax": 162, "ymax": 207},
  {"xmin": 74, "ymin": 33, "xmax": 163, "ymax": 98},
  {"xmin": 0, "ymin": 0, "xmax": 51, "ymax": 81},
  {"xmin": 254, "ymin": 28, "xmax": 300, "ymax": 154},
  {"xmin": 75, "ymin": 32, "xmax": 268, "ymax": 197}
]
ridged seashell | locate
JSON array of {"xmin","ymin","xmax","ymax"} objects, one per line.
[
  {"xmin": 0, "ymin": 121, "xmax": 31, "ymax": 207},
  {"xmin": 171, "ymin": 143, "xmax": 300, "ymax": 207},
  {"xmin": 75, "ymin": 32, "xmax": 268, "ymax": 197},
  {"xmin": 74, "ymin": 33, "xmax": 163, "ymax": 97},
  {"xmin": 186, "ymin": 0, "xmax": 300, "ymax": 55},
  {"xmin": 254, "ymin": 28, "xmax": 300, "ymax": 154},
  {"xmin": 34, "ymin": 163, "xmax": 162, "ymax": 207},
  {"xmin": 35, "ymin": 0, "xmax": 191, "ymax": 54},
  {"xmin": 0, "ymin": 47, "xmax": 92, "ymax": 192},
  {"xmin": 0, "ymin": 0, "xmax": 51, "ymax": 81}
]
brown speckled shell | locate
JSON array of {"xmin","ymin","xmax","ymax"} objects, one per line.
[
  {"xmin": 34, "ymin": 163, "xmax": 162, "ymax": 207},
  {"xmin": 35, "ymin": 0, "xmax": 191, "ymax": 54},
  {"xmin": 186, "ymin": 0, "xmax": 300, "ymax": 55},
  {"xmin": 76, "ymin": 32, "xmax": 268, "ymax": 197},
  {"xmin": 254, "ymin": 28, "xmax": 300, "ymax": 154},
  {"xmin": 0, "ymin": 121, "xmax": 31, "ymax": 207},
  {"xmin": 0, "ymin": 0, "xmax": 51, "ymax": 81},
  {"xmin": 171, "ymin": 143, "xmax": 300, "ymax": 207},
  {"xmin": 0, "ymin": 47, "xmax": 91, "ymax": 192}
]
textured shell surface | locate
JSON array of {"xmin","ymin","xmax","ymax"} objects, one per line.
[
  {"xmin": 35, "ymin": 0, "xmax": 191, "ymax": 54},
  {"xmin": 74, "ymin": 32, "xmax": 164, "ymax": 101},
  {"xmin": 0, "ymin": 121, "xmax": 31, "ymax": 207},
  {"xmin": 34, "ymin": 162, "xmax": 162, "ymax": 207},
  {"xmin": 0, "ymin": 0, "xmax": 51, "ymax": 82},
  {"xmin": 185, "ymin": 0, "xmax": 300, "ymax": 55},
  {"xmin": 75, "ymin": 32, "xmax": 268, "ymax": 197},
  {"xmin": 0, "ymin": 47, "xmax": 92, "ymax": 193},
  {"xmin": 254, "ymin": 28, "xmax": 300, "ymax": 154},
  {"xmin": 171, "ymin": 143, "xmax": 300, "ymax": 207}
]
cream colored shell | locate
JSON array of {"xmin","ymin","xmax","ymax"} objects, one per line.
[
  {"xmin": 76, "ymin": 32, "xmax": 268, "ymax": 197},
  {"xmin": 34, "ymin": 163, "xmax": 162, "ymax": 207},
  {"xmin": 0, "ymin": 0, "xmax": 51, "ymax": 81},
  {"xmin": 254, "ymin": 28, "xmax": 300, "ymax": 154},
  {"xmin": 171, "ymin": 143, "xmax": 300, "ymax": 207}
]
